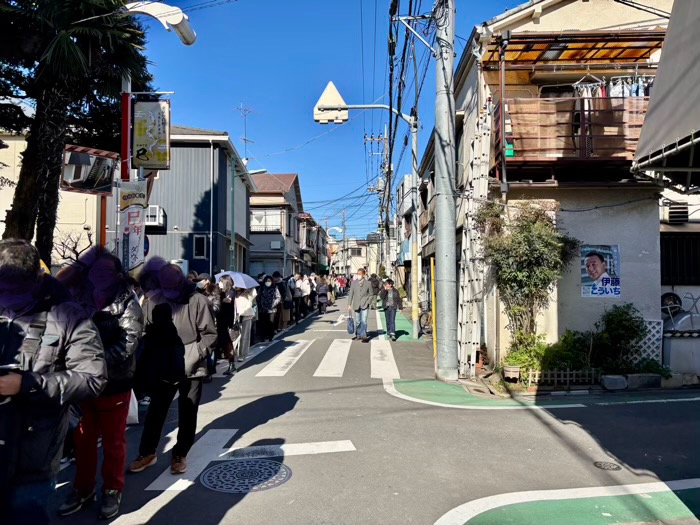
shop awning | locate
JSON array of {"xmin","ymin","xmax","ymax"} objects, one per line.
[{"xmin": 633, "ymin": 0, "xmax": 700, "ymax": 192}]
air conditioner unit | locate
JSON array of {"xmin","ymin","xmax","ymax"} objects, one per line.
[
  {"xmin": 270, "ymin": 241, "xmax": 282, "ymax": 249},
  {"xmin": 662, "ymin": 203, "xmax": 689, "ymax": 224},
  {"xmin": 145, "ymin": 205, "xmax": 166, "ymax": 227}
]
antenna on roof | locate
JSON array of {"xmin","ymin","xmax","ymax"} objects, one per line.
[{"xmin": 237, "ymin": 102, "xmax": 254, "ymax": 162}]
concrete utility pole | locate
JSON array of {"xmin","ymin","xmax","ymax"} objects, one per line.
[
  {"xmin": 314, "ymin": 84, "xmax": 421, "ymax": 338},
  {"xmin": 434, "ymin": 0, "xmax": 458, "ymax": 380},
  {"xmin": 342, "ymin": 208, "xmax": 347, "ymax": 275}
]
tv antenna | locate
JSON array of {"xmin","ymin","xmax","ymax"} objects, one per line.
[{"xmin": 237, "ymin": 103, "xmax": 254, "ymax": 160}]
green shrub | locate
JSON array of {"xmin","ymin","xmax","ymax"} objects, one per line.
[
  {"xmin": 634, "ymin": 358, "xmax": 672, "ymax": 379},
  {"xmin": 542, "ymin": 330, "xmax": 592, "ymax": 370},
  {"xmin": 504, "ymin": 332, "xmax": 547, "ymax": 371},
  {"xmin": 397, "ymin": 287, "xmax": 407, "ymax": 299},
  {"xmin": 593, "ymin": 303, "xmax": 647, "ymax": 369}
]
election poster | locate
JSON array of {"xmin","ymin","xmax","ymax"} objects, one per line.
[
  {"xmin": 118, "ymin": 181, "xmax": 148, "ymax": 271},
  {"xmin": 581, "ymin": 244, "xmax": 621, "ymax": 298}
]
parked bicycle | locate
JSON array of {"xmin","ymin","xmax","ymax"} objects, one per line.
[{"xmin": 419, "ymin": 300, "xmax": 433, "ymax": 335}]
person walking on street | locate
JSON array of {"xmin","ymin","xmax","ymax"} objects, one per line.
[
  {"xmin": 0, "ymin": 240, "xmax": 107, "ymax": 525},
  {"xmin": 316, "ymin": 277, "xmax": 330, "ymax": 315},
  {"xmin": 379, "ymin": 279, "xmax": 403, "ymax": 342},
  {"xmin": 347, "ymin": 269, "xmax": 373, "ymax": 342},
  {"xmin": 369, "ymin": 274, "xmax": 381, "ymax": 310},
  {"xmin": 59, "ymin": 253, "xmax": 144, "ymax": 520},
  {"xmin": 234, "ymin": 287, "xmax": 256, "ymax": 363},
  {"xmin": 129, "ymin": 264, "xmax": 217, "ymax": 477},
  {"xmin": 259, "ymin": 276, "xmax": 281, "ymax": 341}
]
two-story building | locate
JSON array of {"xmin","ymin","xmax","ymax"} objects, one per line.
[
  {"xmin": 418, "ymin": 0, "xmax": 671, "ymax": 375},
  {"xmin": 106, "ymin": 125, "xmax": 254, "ymax": 276},
  {"xmin": 331, "ymin": 237, "xmax": 368, "ymax": 276},
  {"xmin": 249, "ymin": 173, "xmax": 305, "ymax": 276}
]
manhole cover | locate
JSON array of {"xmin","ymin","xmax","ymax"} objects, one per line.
[
  {"xmin": 200, "ymin": 459, "xmax": 292, "ymax": 493},
  {"xmin": 594, "ymin": 461, "xmax": 622, "ymax": 471}
]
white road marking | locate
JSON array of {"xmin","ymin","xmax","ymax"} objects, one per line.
[
  {"xmin": 382, "ymin": 379, "xmax": 586, "ymax": 410},
  {"xmin": 146, "ymin": 429, "xmax": 239, "ymax": 491},
  {"xmin": 311, "ymin": 329, "xmax": 348, "ymax": 332},
  {"xmin": 375, "ymin": 308, "xmax": 384, "ymax": 336},
  {"xmin": 222, "ymin": 440, "xmax": 356, "ymax": 459},
  {"xmin": 371, "ymin": 339, "xmax": 400, "ymax": 379},
  {"xmin": 313, "ymin": 339, "xmax": 352, "ymax": 377},
  {"xmin": 595, "ymin": 396, "xmax": 700, "ymax": 406},
  {"xmin": 433, "ymin": 478, "xmax": 700, "ymax": 525},
  {"xmin": 256, "ymin": 340, "xmax": 315, "ymax": 377},
  {"xmin": 333, "ymin": 314, "xmax": 347, "ymax": 326}
]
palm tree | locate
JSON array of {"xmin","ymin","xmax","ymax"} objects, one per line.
[{"xmin": 0, "ymin": 0, "xmax": 150, "ymax": 264}]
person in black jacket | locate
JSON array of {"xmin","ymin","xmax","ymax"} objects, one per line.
[
  {"xmin": 0, "ymin": 240, "xmax": 107, "ymax": 525},
  {"xmin": 58, "ymin": 253, "xmax": 144, "ymax": 520},
  {"xmin": 378, "ymin": 279, "xmax": 403, "ymax": 341},
  {"xmin": 369, "ymin": 274, "xmax": 381, "ymax": 310},
  {"xmin": 129, "ymin": 264, "xmax": 217, "ymax": 477}
]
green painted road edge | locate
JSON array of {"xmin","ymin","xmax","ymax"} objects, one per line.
[
  {"xmin": 385, "ymin": 379, "xmax": 700, "ymax": 411},
  {"xmin": 376, "ymin": 305, "xmax": 423, "ymax": 342},
  {"xmin": 433, "ymin": 478, "xmax": 700, "ymax": 525}
]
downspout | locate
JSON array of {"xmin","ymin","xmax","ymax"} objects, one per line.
[
  {"xmin": 234, "ymin": 155, "xmax": 236, "ymax": 271},
  {"xmin": 209, "ymin": 139, "xmax": 214, "ymax": 275}
]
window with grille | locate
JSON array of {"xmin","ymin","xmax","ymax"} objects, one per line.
[{"xmin": 251, "ymin": 209, "xmax": 281, "ymax": 232}]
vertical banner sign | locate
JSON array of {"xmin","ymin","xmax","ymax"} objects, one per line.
[
  {"xmin": 132, "ymin": 100, "xmax": 171, "ymax": 170},
  {"xmin": 119, "ymin": 181, "xmax": 148, "ymax": 271}
]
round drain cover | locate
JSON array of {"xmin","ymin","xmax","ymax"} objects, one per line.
[
  {"xmin": 594, "ymin": 461, "xmax": 622, "ymax": 471},
  {"xmin": 200, "ymin": 459, "xmax": 292, "ymax": 493}
]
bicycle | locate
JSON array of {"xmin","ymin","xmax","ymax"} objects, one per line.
[{"xmin": 419, "ymin": 300, "xmax": 433, "ymax": 335}]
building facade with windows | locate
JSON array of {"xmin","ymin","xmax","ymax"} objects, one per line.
[
  {"xmin": 416, "ymin": 0, "xmax": 672, "ymax": 375},
  {"xmin": 249, "ymin": 173, "xmax": 304, "ymax": 276},
  {"xmin": 107, "ymin": 125, "xmax": 254, "ymax": 275}
]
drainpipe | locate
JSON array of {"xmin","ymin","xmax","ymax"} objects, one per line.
[
  {"xmin": 229, "ymin": 158, "xmax": 236, "ymax": 271},
  {"xmin": 209, "ymin": 139, "xmax": 214, "ymax": 275}
]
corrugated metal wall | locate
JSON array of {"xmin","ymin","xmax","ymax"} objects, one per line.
[{"xmin": 107, "ymin": 143, "xmax": 229, "ymax": 275}]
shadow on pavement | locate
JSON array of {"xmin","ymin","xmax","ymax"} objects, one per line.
[{"xmin": 111, "ymin": 392, "xmax": 299, "ymax": 525}]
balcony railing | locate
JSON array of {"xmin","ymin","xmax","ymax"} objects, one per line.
[{"xmin": 494, "ymin": 97, "xmax": 648, "ymax": 164}]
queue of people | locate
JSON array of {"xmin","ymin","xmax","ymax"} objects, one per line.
[{"xmin": 0, "ymin": 239, "xmax": 383, "ymax": 524}]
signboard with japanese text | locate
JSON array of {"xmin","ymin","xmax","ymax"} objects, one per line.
[
  {"xmin": 118, "ymin": 181, "xmax": 147, "ymax": 271},
  {"xmin": 581, "ymin": 244, "xmax": 621, "ymax": 298},
  {"xmin": 132, "ymin": 100, "xmax": 171, "ymax": 170}
]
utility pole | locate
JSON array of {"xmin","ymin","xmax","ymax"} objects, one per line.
[
  {"xmin": 434, "ymin": 0, "xmax": 458, "ymax": 380},
  {"xmin": 365, "ymin": 128, "xmax": 389, "ymax": 275},
  {"xmin": 342, "ymin": 208, "xmax": 347, "ymax": 276}
]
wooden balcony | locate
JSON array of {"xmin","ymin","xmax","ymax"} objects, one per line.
[{"xmin": 494, "ymin": 97, "xmax": 649, "ymax": 179}]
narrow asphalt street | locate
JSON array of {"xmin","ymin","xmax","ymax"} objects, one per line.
[{"xmin": 51, "ymin": 296, "xmax": 700, "ymax": 525}]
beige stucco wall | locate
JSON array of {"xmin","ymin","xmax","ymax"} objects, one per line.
[
  {"xmin": 0, "ymin": 135, "xmax": 100, "ymax": 262},
  {"xmin": 489, "ymin": 188, "xmax": 662, "ymax": 359},
  {"xmin": 492, "ymin": 0, "xmax": 673, "ymax": 34}
]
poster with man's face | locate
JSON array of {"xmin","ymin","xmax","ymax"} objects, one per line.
[{"xmin": 581, "ymin": 244, "xmax": 621, "ymax": 298}]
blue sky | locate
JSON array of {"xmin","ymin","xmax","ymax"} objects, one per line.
[{"xmin": 141, "ymin": 0, "xmax": 520, "ymax": 238}]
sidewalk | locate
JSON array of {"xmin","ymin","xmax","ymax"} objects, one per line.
[
  {"xmin": 436, "ymin": 480, "xmax": 700, "ymax": 525},
  {"xmin": 386, "ymin": 377, "xmax": 700, "ymax": 410}
]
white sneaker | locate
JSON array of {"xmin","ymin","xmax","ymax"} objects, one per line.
[{"xmin": 139, "ymin": 396, "xmax": 151, "ymax": 406}]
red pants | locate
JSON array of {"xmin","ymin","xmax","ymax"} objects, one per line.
[{"xmin": 73, "ymin": 391, "xmax": 130, "ymax": 495}]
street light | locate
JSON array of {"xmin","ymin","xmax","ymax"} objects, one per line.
[
  {"xmin": 101, "ymin": 1, "xmax": 196, "ymax": 249},
  {"xmin": 314, "ymin": 82, "xmax": 421, "ymax": 339},
  {"xmin": 123, "ymin": 2, "xmax": 197, "ymax": 46}
]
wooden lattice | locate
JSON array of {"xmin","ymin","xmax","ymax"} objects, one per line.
[
  {"xmin": 628, "ymin": 319, "xmax": 663, "ymax": 364},
  {"xmin": 525, "ymin": 368, "xmax": 601, "ymax": 387}
]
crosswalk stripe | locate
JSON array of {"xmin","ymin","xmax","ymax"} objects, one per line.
[
  {"xmin": 313, "ymin": 339, "xmax": 352, "ymax": 377},
  {"xmin": 256, "ymin": 339, "xmax": 314, "ymax": 377},
  {"xmin": 370, "ymin": 339, "xmax": 400, "ymax": 379}
]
